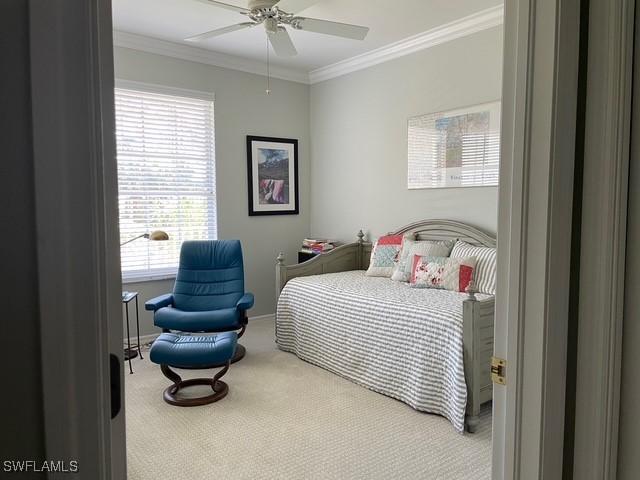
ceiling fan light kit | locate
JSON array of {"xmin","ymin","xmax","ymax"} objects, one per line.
[
  {"xmin": 191, "ymin": 0, "xmax": 369, "ymax": 94},
  {"xmin": 190, "ymin": 0, "xmax": 370, "ymax": 55}
]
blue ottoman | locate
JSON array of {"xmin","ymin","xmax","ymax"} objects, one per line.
[{"xmin": 150, "ymin": 332, "xmax": 238, "ymax": 406}]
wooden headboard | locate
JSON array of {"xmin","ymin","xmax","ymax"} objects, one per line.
[
  {"xmin": 276, "ymin": 219, "xmax": 496, "ymax": 296},
  {"xmin": 361, "ymin": 219, "xmax": 496, "ymax": 269},
  {"xmin": 391, "ymin": 219, "xmax": 496, "ymax": 247}
]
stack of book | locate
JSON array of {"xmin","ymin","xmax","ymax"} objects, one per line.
[{"xmin": 301, "ymin": 238, "xmax": 335, "ymax": 255}]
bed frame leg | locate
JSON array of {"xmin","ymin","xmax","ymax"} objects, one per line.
[{"xmin": 466, "ymin": 415, "xmax": 480, "ymax": 433}]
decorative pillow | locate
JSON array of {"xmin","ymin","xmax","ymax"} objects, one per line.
[
  {"xmin": 365, "ymin": 234, "xmax": 406, "ymax": 277},
  {"xmin": 390, "ymin": 239, "xmax": 455, "ymax": 282},
  {"xmin": 409, "ymin": 255, "xmax": 477, "ymax": 293},
  {"xmin": 450, "ymin": 241, "xmax": 497, "ymax": 295}
]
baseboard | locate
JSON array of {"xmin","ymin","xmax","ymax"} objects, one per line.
[
  {"xmin": 123, "ymin": 313, "xmax": 275, "ymax": 346},
  {"xmin": 124, "ymin": 333, "xmax": 160, "ymax": 348},
  {"xmin": 249, "ymin": 313, "xmax": 275, "ymax": 322}
]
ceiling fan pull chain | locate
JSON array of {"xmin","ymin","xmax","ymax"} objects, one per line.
[{"xmin": 266, "ymin": 34, "xmax": 271, "ymax": 95}]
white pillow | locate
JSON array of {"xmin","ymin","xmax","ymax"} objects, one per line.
[
  {"xmin": 391, "ymin": 239, "xmax": 455, "ymax": 282},
  {"xmin": 409, "ymin": 255, "xmax": 477, "ymax": 292},
  {"xmin": 450, "ymin": 240, "xmax": 497, "ymax": 294}
]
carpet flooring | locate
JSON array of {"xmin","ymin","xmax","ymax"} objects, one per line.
[{"xmin": 125, "ymin": 318, "xmax": 492, "ymax": 480}]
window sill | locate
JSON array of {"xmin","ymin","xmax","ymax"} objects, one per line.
[{"xmin": 122, "ymin": 273, "xmax": 176, "ymax": 285}]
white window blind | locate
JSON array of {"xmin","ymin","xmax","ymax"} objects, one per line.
[{"xmin": 115, "ymin": 85, "xmax": 216, "ymax": 282}]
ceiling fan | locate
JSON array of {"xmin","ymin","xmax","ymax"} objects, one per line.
[{"xmin": 187, "ymin": 0, "xmax": 370, "ymax": 57}]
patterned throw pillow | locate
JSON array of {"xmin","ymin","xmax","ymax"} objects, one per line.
[
  {"xmin": 365, "ymin": 234, "xmax": 406, "ymax": 277},
  {"xmin": 450, "ymin": 241, "xmax": 497, "ymax": 295},
  {"xmin": 390, "ymin": 239, "xmax": 455, "ymax": 282},
  {"xmin": 409, "ymin": 255, "xmax": 477, "ymax": 293}
]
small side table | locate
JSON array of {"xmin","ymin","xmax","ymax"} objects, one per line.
[
  {"xmin": 122, "ymin": 291, "xmax": 143, "ymax": 374},
  {"xmin": 298, "ymin": 250, "xmax": 320, "ymax": 263}
]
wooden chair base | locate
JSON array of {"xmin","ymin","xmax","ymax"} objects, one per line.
[{"xmin": 160, "ymin": 362, "xmax": 230, "ymax": 407}]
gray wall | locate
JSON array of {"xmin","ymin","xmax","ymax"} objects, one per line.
[
  {"xmin": 115, "ymin": 26, "xmax": 503, "ymax": 336},
  {"xmin": 1, "ymin": 0, "xmax": 46, "ymax": 464},
  {"xmin": 114, "ymin": 47, "xmax": 310, "ymax": 336},
  {"xmin": 309, "ymin": 27, "xmax": 503, "ymax": 242}
]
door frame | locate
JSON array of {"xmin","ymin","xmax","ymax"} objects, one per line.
[
  {"xmin": 30, "ymin": 0, "xmax": 125, "ymax": 478},
  {"xmin": 571, "ymin": 0, "xmax": 635, "ymax": 478},
  {"xmin": 493, "ymin": 0, "xmax": 581, "ymax": 477},
  {"xmin": 617, "ymin": 4, "xmax": 640, "ymax": 476}
]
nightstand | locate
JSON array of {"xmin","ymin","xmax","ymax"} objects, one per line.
[{"xmin": 298, "ymin": 250, "xmax": 320, "ymax": 263}]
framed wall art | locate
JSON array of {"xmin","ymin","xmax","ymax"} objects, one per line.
[
  {"xmin": 407, "ymin": 101, "xmax": 501, "ymax": 189},
  {"xmin": 246, "ymin": 135, "xmax": 299, "ymax": 216}
]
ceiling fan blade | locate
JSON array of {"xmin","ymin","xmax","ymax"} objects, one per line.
[
  {"xmin": 185, "ymin": 22, "xmax": 255, "ymax": 42},
  {"xmin": 274, "ymin": 0, "xmax": 322, "ymax": 14},
  {"xmin": 193, "ymin": 0, "xmax": 250, "ymax": 14},
  {"xmin": 268, "ymin": 28, "xmax": 298, "ymax": 57},
  {"xmin": 295, "ymin": 17, "xmax": 369, "ymax": 40}
]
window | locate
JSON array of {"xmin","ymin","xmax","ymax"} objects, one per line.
[
  {"xmin": 408, "ymin": 101, "xmax": 500, "ymax": 189},
  {"xmin": 115, "ymin": 82, "xmax": 216, "ymax": 282}
]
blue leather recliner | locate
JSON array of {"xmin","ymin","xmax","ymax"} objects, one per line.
[{"xmin": 145, "ymin": 240, "xmax": 254, "ymax": 364}]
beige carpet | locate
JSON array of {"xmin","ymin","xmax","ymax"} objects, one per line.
[{"xmin": 125, "ymin": 318, "xmax": 492, "ymax": 480}]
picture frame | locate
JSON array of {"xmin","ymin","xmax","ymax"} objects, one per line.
[
  {"xmin": 246, "ymin": 135, "xmax": 299, "ymax": 216},
  {"xmin": 407, "ymin": 101, "xmax": 501, "ymax": 189}
]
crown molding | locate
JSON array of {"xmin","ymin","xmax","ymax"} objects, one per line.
[
  {"xmin": 308, "ymin": 5, "xmax": 504, "ymax": 84},
  {"xmin": 113, "ymin": 30, "xmax": 310, "ymax": 84}
]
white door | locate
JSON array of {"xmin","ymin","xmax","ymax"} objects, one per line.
[{"xmin": 29, "ymin": 0, "xmax": 127, "ymax": 477}]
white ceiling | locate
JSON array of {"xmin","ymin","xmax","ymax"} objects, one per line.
[{"xmin": 112, "ymin": 0, "xmax": 503, "ymax": 73}]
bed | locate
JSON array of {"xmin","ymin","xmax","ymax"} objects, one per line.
[{"xmin": 275, "ymin": 220, "xmax": 496, "ymax": 433}]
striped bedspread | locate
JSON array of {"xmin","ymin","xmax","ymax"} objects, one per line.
[{"xmin": 275, "ymin": 270, "xmax": 491, "ymax": 433}]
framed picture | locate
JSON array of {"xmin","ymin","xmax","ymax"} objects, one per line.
[
  {"xmin": 407, "ymin": 101, "xmax": 501, "ymax": 189},
  {"xmin": 246, "ymin": 136, "xmax": 299, "ymax": 216}
]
